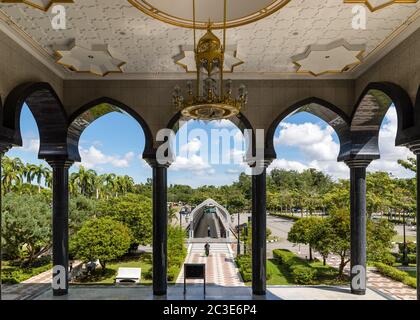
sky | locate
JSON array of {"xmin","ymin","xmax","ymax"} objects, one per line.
[{"xmin": 6, "ymin": 104, "xmax": 415, "ymax": 188}]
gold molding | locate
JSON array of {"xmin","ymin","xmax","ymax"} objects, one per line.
[
  {"xmin": 0, "ymin": 2, "xmax": 419, "ymax": 78},
  {"xmin": 292, "ymin": 42, "xmax": 365, "ymax": 77},
  {"xmin": 55, "ymin": 47, "xmax": 126, "ymax": 77},
  {"xmin": 343, "ymin": 0, "xmax": 418, "ymax": 12},
  {"xmin": 127, "ymin": 0, "xmax": 291, "ymax": 29},
  {"xmin": 175, "ymin": 48, "xmax": 244, "ymax": 73},
  {"xmin": 1, "ymin": 0, "xmax": 74, "ymax": 12}
]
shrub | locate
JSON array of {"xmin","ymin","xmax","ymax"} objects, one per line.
[
  {"xmin": 379, "ymin": 252, "xmax": 397, "ymax": 266},
  {"xmin": 407, "ymin": 254, "xmax": 417, "ymax": 264},
  {"xmin": 374, "ymin": 262, "xmax": 416, "ymax": 288},
  {"xmin": 167, "ymin": 266, "xmax": 179, "ymax": 282},
  {"xmin": 398, "ymin": 242, "xmax": 416, "ymax": 255},
  {"xmin": 397, "ymin": 253, "xmax": 416, "ymax": 265},
  {"xmin": 236, "ymin": 255, "xmax": 252, "ymax": 282},
  {"xmin": 70, "ymin": 217, "xmax": 132, "ymax": 269},
  {"xmin": 291, "ymin": 265, "xmax": 316, "ymax": 285},
  {"xmin": 273, "ymin": 249, "xmax": 295, "ymax": 264}
]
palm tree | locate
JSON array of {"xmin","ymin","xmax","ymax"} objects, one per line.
[
  {"xmin": 114, "ymin": 175, "xmax": 134, "ymax": 197},
  {"xmin": 25, "ymin": 164, "xmax": 50, "ymax": 193},
  {"xmin": 103, "ymin": 173, "xmax": 116, "ymax": 199},
  {"xmin": 71, "ymin": 166, "xmax": 97, "ymax": 197},
  {"xmin": 1, "ymin": 156, "xmax": 25, "ymax": 193}
]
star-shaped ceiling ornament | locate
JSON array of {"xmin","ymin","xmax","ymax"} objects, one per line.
[
  {"xmin": 55, "ymin": 40, "xmax": 126, "ymax": 77},
  {"xmin": 1, "ymin": 0, "xmax": 73, "ymax": 11},
  {"xmin": 291, "ymin": 39, "xmax": 365, "ymax": 77},
  {"xmin": 174, "ymin": 45, "xmax": 244, "ymax": 73},
  {"xmin": 343, "ymin": 0, "xmax": 418, "ymax": 12}
]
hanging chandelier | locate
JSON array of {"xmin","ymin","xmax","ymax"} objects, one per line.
[{"xmin": 172, "ymin": 0, "xmax": 248, "ymax": 121}]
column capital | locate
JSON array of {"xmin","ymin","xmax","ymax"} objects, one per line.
[
  {"xmin": 0, "ymin": 142, "xmax": 12, "ymax": 155},
  {"xmin": 345, "ymin": 159, "xmax": 372, "ymax": 169},
  {"xmin": 406, "ymin": 140, "xmax": 420, "ymax": 155},
  {"xmin": 46, "ymin": 158, "xmax": 74, "ymax": 169},
  {"xmin": 145, "ymin": 158, "xmax": 172, "ymax": 169},
  {"xmin": 246, "ymin": 159, "xmax": 273, "ymax": 169}
]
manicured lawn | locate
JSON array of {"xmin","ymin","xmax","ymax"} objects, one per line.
[
  {"xmin": 246, "ymin": 258, "xmax": 348, "ymax": 286},
  {"xmin": 74, "ymin": 253, "xmax": 153, "ymax": 285},
  {"xmin": 3, "ymin": 260, "xmax": 52, "ymax": 284},
  {"xmin": 266, "ymin": 259, "xmax": 292, "ymax": 285},
  {"xmin": 393, "ymin": 235, "xmax": 416, "ymax": 242},
  {"xmin": 402, "ymin": 269, "xmax": 417, "ymax": 278}
]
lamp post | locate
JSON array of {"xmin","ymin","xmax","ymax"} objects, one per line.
[
  {"xmin": 403, "ymin": 210, "xmax": 408, "ymax": 266},
  {"xmin": 237, "ymin": 211, "xmax": 241, "ymax": 256},
  {"xmin": 244, "ymin": 224, "xmax": 248, "ymax": 255}
]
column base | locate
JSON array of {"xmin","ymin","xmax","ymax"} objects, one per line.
[
  {"xmin": 53, "ymin": 289, "xmax": 68, "ymax": 297},
  {"xmin": 351, "ymin": 289, "xmax": 366, "ymax": 295},
  {"xmin": 253, "ymin": 290, "xmax": 266, "ymax": 296},
  {"xmin": 153, "ymin": 290, "xmax": 167, "ymax": 296}
]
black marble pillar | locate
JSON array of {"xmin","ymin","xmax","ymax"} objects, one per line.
[
  {"xmin": 252, "ymin": 162, "xmax": 269, "ymax": 296},
  {"xmin": 0, "ymin": 143, "xmax": 12, "ymax": 300},
  {"xmin": 151, "ymin": 162, "xmax": 169, "ymax": 296},
  {"xmin": 408, "ymin": 142, "xmax": 420, "ymax": 300},
  {"xmin": 346, "ymin": 159, "xmax": 371, "ymax": 295},
  {"xmin": 47, "ymin": 159, "xmax": 73, "ymax": 296}
]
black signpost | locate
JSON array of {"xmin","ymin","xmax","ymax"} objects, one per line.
[{"xmin": 184, "ymin": 263, "xmax": 206, "ymax": 295}]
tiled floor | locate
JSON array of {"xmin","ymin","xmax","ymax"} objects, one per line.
[{"xmin": 177, "ymin": 243, "xmax": 244, "ymax": 287}]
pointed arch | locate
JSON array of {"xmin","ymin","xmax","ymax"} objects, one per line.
[
  {"xmin": 2, "ymin": 82, "xmax": 73, "ymax": 160},
  {"xmin": 266, "ymin": 97, "xmax": 351, "ymax": 159},
  {"xmin": 67, "ymin": 97, "xmax": 154, "ymax": 162},
  {"xmin": 351, "ymin": 82, "xmax": 414, "ymax": 146}
]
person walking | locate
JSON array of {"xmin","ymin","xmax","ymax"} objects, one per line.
[{"xmin": 204, "ymin": 242, "xmax": 210, "ymax": 257}]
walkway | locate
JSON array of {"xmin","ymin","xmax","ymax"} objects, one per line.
[
  {"xmin": 177, "ymin": 242, "xmax": 243, "ymax": 287},
  {"xmin": 311, "ymin": 253, "xmax": 417, "ymax": 300},
  {"xmin": 2, "ymin": 269, "xmax": 51, "ymax": 300}
]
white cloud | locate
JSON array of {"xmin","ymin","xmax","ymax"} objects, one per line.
[
  {"xmin": 275, "ymin": 122, "xmax": 339, "ymax": 161},
  {"xmin": 171, "ymin": 139, "xmax": 215, "ymax": 176},
  {"xmin": 272, "ymin": 107, "xmax": 414, "ymax": 179},
  {"xmin": 21, "ymin": 138, "xmax": 40, "ymax": 153},
  {"xmin": 268, "ymin": 159, "xmax": 309, "ymax": 173},
  {"xmin": 180, "ymin": 138, "xmax": 202, "ymax": 154},
  {"xmin": 369, "ymin": 107, "xmax": 414, "ymax": 178},
  {"xmin": 78, "ymin": 146, "xmax": 134, "ymax": 169},
  {"xmin": 211, "ymin": 119, "xmax": 236, "ymax": 129}
]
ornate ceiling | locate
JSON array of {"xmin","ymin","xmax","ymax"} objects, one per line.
[{"xmin": 0, "ymin": 0, "xmax": 419, "ymax": 78}]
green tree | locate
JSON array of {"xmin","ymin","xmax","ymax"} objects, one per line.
[
  {"xmin": 70, "ymin": 217, "xmax": 131, "ymax": 269},
  {"xmin": 97, "ymin": 194, "xmax": 152, "ymax": 246},
  {"xmin": 287, "ymin": 216, "xmax": 322, "ymax": 261},
  {"xmin": 1, "ymin": 193, "xmax": 51, "ymax": 265}
]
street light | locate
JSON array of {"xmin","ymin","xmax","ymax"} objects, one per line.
[
  {"xmin": 403, "ymin": 210, "xmax": 408, "ymax": 266},
  {"xmin": 237, "ymin": 211, "xmax": 241, "ymax": 256}
]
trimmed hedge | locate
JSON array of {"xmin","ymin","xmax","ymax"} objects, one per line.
[
  {"xmin": 374, "ymin": 262, "xmax": 416, "ymax": 289},
  {"xmin": 272, "ymin": 249, "xmax": 316, "ymax": 284},
  {"xmin": 235, "ymin": 255, "xmax": 273, "ymax": 282},
  {"xmin": 236, "ymin": 255, "xmax": 252, "ymax": 282},
  {"xmin": 291, "ymin": 265, "xmax": 317, "ymax": 285},
  {"xmin": 269, "ymin": 213, "xmax": 300, "ymax": 221}
]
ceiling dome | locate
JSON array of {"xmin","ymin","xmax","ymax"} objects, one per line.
[{"xmin": 128, "ymin": 0, "xmax": 291, "ymax": 29}]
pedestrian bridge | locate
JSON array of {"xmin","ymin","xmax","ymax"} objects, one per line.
[{"xmin": 188, "ymin": 199, "xmax": 234, "ymax": 240}]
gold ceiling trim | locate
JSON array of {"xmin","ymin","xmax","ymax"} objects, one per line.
[
  {"xmin": 55, "ymin": 48, "xmax": 126, "ymax": 77},
  {"xmin": 0, "ymin": 3, "xmax": 419, "ymax": 78},
  {"xmin": 127, "ymin": 0, "xmax": 292, "ymax": 29},
  {"xmin": 343, "ymin": 0, "xmax": 418, "ymax": 12},
  {"xmin": 175, "ymin": 48, "xmax": 244, "ymax": 73},
  {"xmin": 1, "ymin": 0, "xmax": 74, "ymax": 12},
  {"xmin": 293, "ymin": 51, "xmax": 365, "ymax": 77},
  {"xmin": 292, "ymin": 40, "xmax": 365, "ymax": 77}
]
